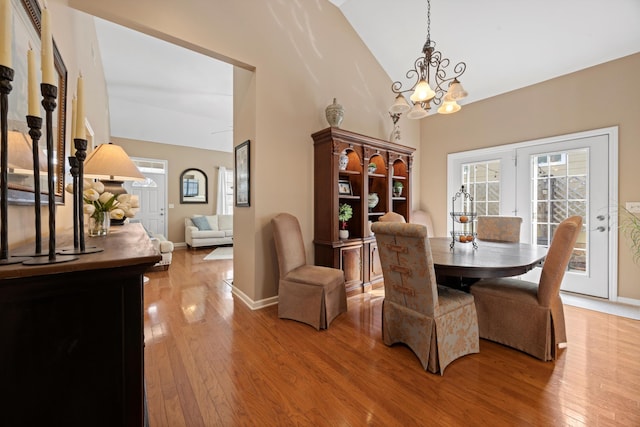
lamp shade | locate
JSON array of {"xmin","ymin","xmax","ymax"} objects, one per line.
[
  {"xmin": 406, "ymin": 102, "xmax": 429, "ymax": 120},
  {"xmin": 445, "ymin": 78, "xmax": 468, "ymax": 101},
  {"xmin": 410, "ymin": 79, "xmax": 435, "ymax": 103},
  {"xmin": 8, "ymin": 131, "xmax": 48, "ymax": 174},
  {"xmin": 389, "ymin": 94, "xmax": 411, "ymax": 114},
  {"xmin": 437, "ymin": 100, "xmax": 462, "ymax": 114},
  {"xmin": 84, "ymin": 143, "xmax": 145, "ymax": 181}
]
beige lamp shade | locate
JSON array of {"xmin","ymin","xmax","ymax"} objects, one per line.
[
  {"xmin": 84, "ymin": 143, "xmax": 145, "ymax": 181},
  {"xmin": 8, "ymin": 131, "xmax": 48, "ymax": 174},
  {"xmin": 389, "ymin": 94, "xmax": 411, "ymax": 114},
  {"xmin": 406, "ymin": 102, "xmax": 429, "ymax": 119}
]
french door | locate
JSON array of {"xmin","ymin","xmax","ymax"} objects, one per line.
[
  {"xmin": 448, "ymin": 127, "xmax": 617, "ymax": 299},
  {"xmin": 124, "ymin": 158, "xmax": 168, "ymax": 236}
]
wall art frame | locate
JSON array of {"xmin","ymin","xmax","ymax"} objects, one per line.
[{"xmin": 234, "ymin": 140, "xmax": 250, "ymax": 207}]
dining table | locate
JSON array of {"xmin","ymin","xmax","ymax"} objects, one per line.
[{"xmin": 428, "ymin": 237, "xmax": 548, "ymax": 286}]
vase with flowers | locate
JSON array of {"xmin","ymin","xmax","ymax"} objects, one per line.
[{"xmin": 67, "ymin": 180, "xmax": 140, "ymax": 236}]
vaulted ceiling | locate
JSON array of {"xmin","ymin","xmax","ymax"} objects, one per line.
[{"xmin": 95, "ymin": 0, "xmax": 640, "ymax": 153}]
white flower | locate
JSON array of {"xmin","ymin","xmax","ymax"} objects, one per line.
[
  {"xmin": 117, "ymin": 193, "xmax": 132, "ymax": 204},
  {"xmin": 65, "ymin": 183, "xmax": 74, "ymax": 194},
  {"xmin": 130, "ymin": 195, "xmax": 140, "ymax": 208},
  {"xmin": 83, "ymin": 204, "xmax": 96, "ymax": 216},
  {"xmin": 98, "ymin": 191, "xmax": 115, "ymax": 204},
  {"xmin": 83, "ymin": 178, "xmax": 93, "ymax": 188},
  {"xmin": 122, "ymin": 207, "xmax": 138, "ymax": 218},
  {"xmin": 92, "ymin": 180, "xmax": 105, "ymax": 193},
  {"xmin": 110, "ymin": 208, "xmax": 125, "ymax": 220},
  {"xmin": 84, "ymin": 188, "xmax": 100, "ymax": 202}
]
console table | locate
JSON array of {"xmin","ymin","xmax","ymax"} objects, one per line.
[{"xmin": 0, "ymin": 223, "xmax": 160, "ymax": 426}]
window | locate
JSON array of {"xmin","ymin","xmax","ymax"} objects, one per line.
[{"xmin": 462, "ymin": 160, "xmax": 501, "ymax": 216}]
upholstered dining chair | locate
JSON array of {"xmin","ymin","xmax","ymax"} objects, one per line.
[
  {"xmin": 411, "ymin": 209, "xmax": 435, "ymax": 237},
  {"xmin": 371, "ymin": 221, "xmax": 479, "ymax": 374},
  {"xmin": 271, "ymin": 213, "xmax": 347, "ymax": 330},
  {"xmin": 470, "ymin": 216, "xmax": 583, "ymax": 361},
  {"xmin": 378, "ymin": 211, "xmax": 406, "ymax": 223},
  {"xmin": 476, "ymin": 215, "xmax": 523, "ymax": 243}
]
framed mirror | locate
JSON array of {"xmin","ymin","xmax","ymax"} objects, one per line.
[
  {"xmin": 180, "ymin": 168, "xmax": 208, "ymax": 204},
  {"xmin": 7, "ymin": 0, "xmax": 68, "ymax": 205}
]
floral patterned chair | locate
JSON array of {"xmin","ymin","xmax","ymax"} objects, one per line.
[
  {"xmin": 371, "ymin": 221, "xmax": 479, "ymax": 374},
  {"xmin": 476, "ymin": 216, "xmax": 523, "ymax": 243},
  {"xmin": 271, "ymin": 213, "xmax": 347, "ymax": 330}
]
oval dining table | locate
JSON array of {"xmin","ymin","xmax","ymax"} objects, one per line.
[{"xmin": 428, "ymin": 237, "xmax": 548, "ymax": 286}]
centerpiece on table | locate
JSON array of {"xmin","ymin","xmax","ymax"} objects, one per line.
[{"xmin": 66, "ymin": 180, "xmax": 140, "ymax": 236}]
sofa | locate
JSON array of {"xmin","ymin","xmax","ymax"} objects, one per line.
[{"xmin": 185, "ymin": 214, "xmax": 233, "ymax": 248}]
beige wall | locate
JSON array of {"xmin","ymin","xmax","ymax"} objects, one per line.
[
  {"xmin": 420, "ymin": 53, "xmax": 640, "ymax": 300},
  {"xmin": 64, "ymin": 0, "xmax": 421, "ymax": 302},
  {"xmin": 112, "ymin": 137, "xmax": 233, "ymax": 243}
]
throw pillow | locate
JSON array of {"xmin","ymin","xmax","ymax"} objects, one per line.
[{"xmin": 191, "ymin": 216, "xmax": 211, "ymax": 230}]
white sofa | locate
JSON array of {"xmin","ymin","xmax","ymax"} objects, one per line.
[{"xmin": 185, "ymin": 214, "xmax": 233, "ymax": 248}]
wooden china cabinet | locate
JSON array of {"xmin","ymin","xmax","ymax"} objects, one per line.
[{"xmin": 312, "ymin": 127, "xmax": 415, "ymax": 295}]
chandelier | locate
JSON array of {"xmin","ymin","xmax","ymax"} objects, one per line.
[{"xmin": 389, "ymin": 0, "xmax": 468, "ymax": 119}]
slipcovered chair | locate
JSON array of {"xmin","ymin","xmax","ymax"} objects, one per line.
[
  {"xmin": 371, "ymin": 221, "xmax": 479, "ymax": 374},
  {"xmin": 271, "ymin": 213, "xmax": 347, "ymax": 330},
  {"xmin": 411, "ymin": 209, "xmax": 435, "ymax": 237},
  {"xmin": 476, "ymin": 215, "xmax": 523, "ymax": 243},
  {"xmin": 470, "ymin": 216, "xmax": 583, "ymax": 361},
  {"xmin": 378, "ymin": 211, "xmax": 406, "ymax": 223}
]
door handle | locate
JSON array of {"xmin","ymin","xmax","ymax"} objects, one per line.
[
  {"xmin": 595, "ymin": 226, "xmax": 606, "ymax": 232},
  {"xmin": 596, "ymin": 214, "xmax": 606, "ymax": 221}
]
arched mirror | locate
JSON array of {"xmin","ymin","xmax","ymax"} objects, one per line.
[{"xmin": 180, "ymin": 168, "xmax": 208, "ymax": 204}]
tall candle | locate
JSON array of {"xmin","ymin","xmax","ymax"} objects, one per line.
[
  {"xmin": 71, "ymin": 95, "xmax": 77, "ymax": 142},
  {"xmin": 0, "ymin": 0, "xmax": 10, "ymax": 67},
  {"xmin": 41, "ymin": 2, "xmax": 55, "ymax": 85},
  {"xmin": 27, "ymin": 47, "xmax": 40, "ymax": 117},
  {"xmin": 75, "ymin": 74, "xmax": 85, "ymax": 139}
]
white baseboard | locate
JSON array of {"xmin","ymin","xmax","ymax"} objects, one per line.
[
  {"xmin": 561, "ymin": 292, "xmax": 640, "ymax": 320},
  {"xmin": 230, "ymin": 283, "xmax": 279, "ymax": 310}
]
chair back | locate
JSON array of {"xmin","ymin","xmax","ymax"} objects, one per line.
[
  {"xmin": 271, "ymin": 213, "xmax": 307, "ymax": 278},
  {"xmin": 477, "ymin": 216, "xmax": 523, "ymax": 242},
  {"xmin": 411, "ymin": 209, "xmax": 435, "ymax": 237},
  {"xmin": 537, "ymin": 216, "xmax": 583, "ymax": 306},
  {"xmin": 372, "ymin": 222, "xmax": 438, "ymax": 316},
  {"xmin": 379, "ymin": 212, "xmax": 406, "ymax": 223}
]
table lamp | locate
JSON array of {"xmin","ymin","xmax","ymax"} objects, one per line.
[{"xmin": 83, "ymin": 142, "xmax": 144, "ymax": 195}]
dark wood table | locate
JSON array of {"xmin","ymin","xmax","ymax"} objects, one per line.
[{"xmin": 429, "ymin": 237, "xmax": 548, "ymax": 282}]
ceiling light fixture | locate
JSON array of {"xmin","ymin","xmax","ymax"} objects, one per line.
[{"xmin": 389, "ymin": 0, "xmax": 468, "ymax": 119}]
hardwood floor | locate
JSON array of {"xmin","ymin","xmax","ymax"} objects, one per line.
[{"xmin": 144, "ymin": 248, "xmax": 640, "ymax": 426}]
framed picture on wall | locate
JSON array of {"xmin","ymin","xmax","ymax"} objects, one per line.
[{"xmin": 234, "ymin": 140, "xmax": 250, "ymax": 207}]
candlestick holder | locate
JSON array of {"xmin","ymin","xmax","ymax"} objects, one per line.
[
  {"xmin": 23, "ymin": 83, "xmax": 77, "ymax": 265},
  {"xmin": 0, "ymin": 65, "xmax": 31, "ymax": 265},
  {"xmin": 59, "ymin": 143, "xmax": 101, "ymax": 255}
]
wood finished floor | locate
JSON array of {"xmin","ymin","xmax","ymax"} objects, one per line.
[{"xmin": 144, "ymin": 248, "xmax": 640, "ymax": 426}]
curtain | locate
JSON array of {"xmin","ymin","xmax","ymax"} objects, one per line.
[{"xmin": 216, "ymin": 166, "xmax": 228, "ymax": 214}]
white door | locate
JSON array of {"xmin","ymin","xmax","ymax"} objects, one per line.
[
  {"xmin": 124, "ymin": 159, "xmax": 168, "ymax": 236},
  {"xmin": 448, "ymin": 127, "xmax": 617, "ymax": 299},
  {"xmin": 516, "ymin": 134, "xmax": 610, "ymax": 298}
]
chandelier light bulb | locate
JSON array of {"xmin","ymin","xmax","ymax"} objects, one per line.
[
  {"xmin": 413, "ymin": 79, "xmax": 435, "ymax": 102},
  {"xmin": 437, "ymin": 100, "xmax": 461, "ymax": 114}
]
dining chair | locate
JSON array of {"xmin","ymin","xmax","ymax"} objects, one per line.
[
  {"xmin": 271, "ymin": 213, "xmax": 347, "ymax": 330},
  {"xmin": 411, "ymin": 209, "xmax": 435, "ymax": 237},
  {"xmin": 378, "ymin": 211, "xmax": 406, "ymax": 222},
  {"xmin": 371, "ymin": 221, "xmax": 479, "ymax": 374},
  {"xmin": 476, "ymin": 215, "xmax": 523, "ymax": 243},
  {"xmin": 470, "ymin": 216, "xmax": 583, "ymax": 361}
]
